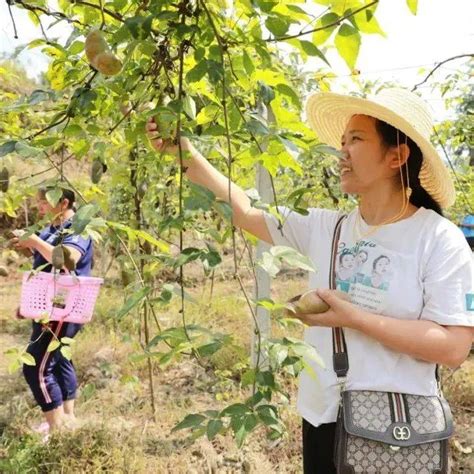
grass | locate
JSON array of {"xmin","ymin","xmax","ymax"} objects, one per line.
[{"xmin": 0, "ymin": 267, "xmax": 472, "ymax": 473}]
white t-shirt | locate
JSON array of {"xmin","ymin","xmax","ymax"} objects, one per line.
[{"xmin": 263, "ymin": 206, "xmax": 474, "ymax": 428}]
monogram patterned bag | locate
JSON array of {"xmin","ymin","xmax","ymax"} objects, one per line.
[{"xmin": 330, "ymin": 216, "xmax": 453, "ymax": 474}]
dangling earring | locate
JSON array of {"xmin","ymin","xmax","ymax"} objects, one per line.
[
  {"xmin": 396, "ymin": 131, "xmax": 406, "ymax": 208},
  {"xmin": 404, "ymin": 134, "xmax": 412, "ymax": 200}
]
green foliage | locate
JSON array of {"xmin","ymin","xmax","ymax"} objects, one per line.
[
  {"xmin": 335, "ymin": 23, "xmax": 361, "ymax": 71},
  {"xmin": 429, "ymin": 63, "xmax": 474, "ymax": 222},
  {"xmin": 258, "ymin": 245, "xmax": 316, "ymax": 277},
  {"xmin": 117, "ymin": 285, "xmax": 151, "ymax": 319},
  {"xmin": 142, "ymin": 324, "xmax": 232, "ymax": 367},
  {"xmin": 406, "ymin": 0, "xmax": 418, "ymax": 15},
  {"xmin": 4, "ymin": 347, "xmax": 35, "ymax": 373},
  {"xmin": 171, "ymin": 334, "xmax": 321, "ymax": 446},
  {"xmin": 1, "ymin": 0, "xmax": 467, "ymax": 449},
  {"xmin": 1, "ymin": 425, "xmax": 148, "ymax": 473}
]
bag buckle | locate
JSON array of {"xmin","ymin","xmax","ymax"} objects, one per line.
[
  {"xmin": 393, "ymin": 425, "xmax": 411, "ymax": 441},
  {"xmin": 336, "ymin": 376, "xmax": 347, "ymax": 392},
  {"xmin": 333, "ymin": 352, "xmax": 349, "ymax": 378}
]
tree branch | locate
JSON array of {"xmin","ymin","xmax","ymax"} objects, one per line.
[
  {"xmin": 15, "ymin": 0, "xmax": 85, "ymax": 26},
  {"xmin": 32, "ymin": 9, "xmax": 49, "ymax": 43},
  {"xmin": 200, "ymin": 0, "xmax": 265, "ymax": 385},
  {"xmin": 433, "ymin": 127, "xmax": 474, "ymax": 215},
  {"xmin": 297, "ymin": 6, "xmax": 330, "ymax": 37},
  {"xmin": 15, "ymin": 153, "xmax": 75, "ymax": 183},
  {"xmin": 7, "ymin": 2, "xmax": 18, "ymax": 39},
  {"xmin": 411, "ymin": 54, "xmax": 474, "ymax": 91},
  {"xmin": 26, "ymin": 115, "xmax": 69, "ymax": 140},
  {"xmin": 265, "ymin": 0, "xmax": 379, "ymax": 42},
  {"xmin": 73, "ymin": 0, "xmax": 124, "ymax": 22}
]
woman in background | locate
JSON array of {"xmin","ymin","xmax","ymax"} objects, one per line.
[{"xmin": 11, "ymin": 187, "xmax": 92, "ymax": 439}]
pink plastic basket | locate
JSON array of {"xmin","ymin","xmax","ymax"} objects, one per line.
[{"xmin": 20, "ymin": 271, "xmax": 104, "ymax": 324}]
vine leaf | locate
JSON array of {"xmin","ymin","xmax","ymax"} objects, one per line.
[
  {"xmin": 334, "ymin": 23, "xmax": 361, "ymax": 71},
  {"xmin": 406, "ymin": 0, "xmax": 418, "ymax": 15},
  {"xmin": 117, "ymin": 286, "xmax": 151, "ymax": 319}
]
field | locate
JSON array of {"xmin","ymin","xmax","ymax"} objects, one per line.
[{"xmin": 0, "ymin": 256, "xmax": 472, "ymax": 473}]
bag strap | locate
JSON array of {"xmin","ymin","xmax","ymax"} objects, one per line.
[{"xmin": 330, "ymin": 215, "xmax": 349, "ymax": 379}]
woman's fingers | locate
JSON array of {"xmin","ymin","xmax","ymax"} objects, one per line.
[
  {"xmin": 145, "ymin": 117, "xmax": 180, "ymax": 154},
  {"xmin": 145, "ymin": 118, "xmax": 168, "ymax": 152},
  {"xmin": 146, "ymin": 119, "xmax": 162, "ymax": 150},
  {"xmin": 150, "ymin": 137, "xmax": 167, "ymax": 152},
  {"xmin": 146, "ymin": 118, "xmax": 157, "ymax": 130}
]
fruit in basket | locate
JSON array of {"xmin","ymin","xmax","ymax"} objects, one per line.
[
  {"xmin": 52, "ymin": 245, "xmax": 65, "ymax": 270},
  {"xmin": 0, "ymin": 266, "xmax": 9, "ymax": 277},
  {"xmin": 286, "ymin": 289, "xmax": 351, "ymax": 315}
]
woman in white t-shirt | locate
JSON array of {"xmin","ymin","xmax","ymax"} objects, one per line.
[{"xmin": 147, "ymin": 88, "xmax": 474, "ymax": 473}]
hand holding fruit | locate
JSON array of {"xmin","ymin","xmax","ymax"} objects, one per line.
[
  {"xmin": 286, "ymin": 288, "xmax": 350, "ymax": 315},
  {"xmin": 10, "ymin": 230, "xmax": 32, "ymax": 249},
  {"xmin": 15, "ymin": 307, "xmax": 24, "ymax": 320},
  {"xmin": 9, "ymin": 231, "xmax": 34, "ymax": 257},
  {"xmin": 285, "ymin": 288, "xmax": 361, "ymax": 328},
  {"xmin": 146, "ymin": 117, "xmax": 192, "ymax": 155}
]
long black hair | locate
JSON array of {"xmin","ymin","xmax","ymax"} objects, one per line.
[{"xmin": 375, "ymin": 119, "xmax": 443, "ymax": 216}]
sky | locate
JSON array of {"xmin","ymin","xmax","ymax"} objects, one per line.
[{"xmin": 0, "ymin": 0, "xmax": 473, "ymax": 120}]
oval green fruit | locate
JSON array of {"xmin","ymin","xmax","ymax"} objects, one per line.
[
  {"xmin": 63, "ymin": 246, "xmax": 76, "ymax": 272},
  {"xmin": 85, "ymin": 29, "xmax": 108, "ymax": 65},
  {"xmin": 0, "ymin": 167, "xmax": 9, "ymax": 193},
  {"xmin": 295, "ymin": 291, "xmax": 329, "ymax": 314},
  {"xmin": 91, "ymin": 159, "xmax": 103, "ymax": 184},
  {"xmin": 94, "ymin": 52, "xmax": 122, "ymax": 76},
  {"xmin": 52, "ymin": 245, "xmax": 65, "ymax": 270},
  {"xmin": 287, "ymin": 289, "xmax": 351, "ymax": 315}
]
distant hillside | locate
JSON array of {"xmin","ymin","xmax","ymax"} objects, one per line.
[{"xmin": 0, "ymin": 60, "xmax": 37, "ymax": 95}]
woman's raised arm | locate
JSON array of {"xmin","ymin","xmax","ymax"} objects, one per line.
[{"xmin": 146, "ymin": 117, "xmax": 274, "ymax": 244}]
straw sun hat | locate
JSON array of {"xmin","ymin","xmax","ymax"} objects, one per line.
[{"xmin": 305, "ymin": 88, "xmax": 456, "ymax": 208}]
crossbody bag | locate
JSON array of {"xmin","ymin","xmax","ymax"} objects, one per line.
[{"xmin": 330, "ymin": 214, "xmax": 453, "ymax": 474}]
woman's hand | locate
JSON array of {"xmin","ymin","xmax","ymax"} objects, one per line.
[
  {"xmin": 15, "ymin": 307, "xmax": 25, "ymax": 320},
  {"xmin": 291, "ymin": 289, "xmax": 362, "ymax": 328},
  {"xmin": 11, "ymin": 232, "xmax": 35, "ymax": 250},
  {"xmin": 10, "ymin": 231, "xmax": 37, "ymax": 256},
  {"xmin": 146, "ymin": 117, "xmax": 192, "ymax": 155},
  {"xmin": 8, "ymin": 230, "xmax": 31, "ymax": 263}
]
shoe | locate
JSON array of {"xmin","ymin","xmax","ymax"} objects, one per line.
[{"xmin": 32, "ymin": 421, "xmax": 50, "ymax": 435}]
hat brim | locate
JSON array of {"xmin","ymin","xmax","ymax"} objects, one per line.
[{"xmin": 305, "ymin": 92, "xmax": 455, "ymax": 208}]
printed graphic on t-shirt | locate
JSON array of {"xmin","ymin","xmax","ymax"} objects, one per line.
[
  {"xmin": 335, "ymin": 240, "xmax": 394, "ymax": 312},
  {"xmin": 466, "ymin": 294, "xmax": 474, "ymax": 312}
]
